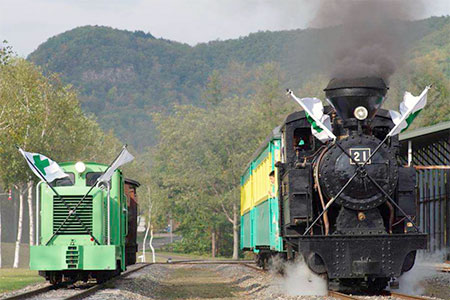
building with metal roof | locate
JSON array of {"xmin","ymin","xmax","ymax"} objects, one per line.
[{"xmin": 399, "ymin": 121, "xmax": 450, "ymax": 251}]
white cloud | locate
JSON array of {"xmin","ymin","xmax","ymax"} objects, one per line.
[{"xmin": 0, "ymin": 0, "xmax": 449, "ymax": 56}]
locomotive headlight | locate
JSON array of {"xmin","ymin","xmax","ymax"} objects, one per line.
[
  {"xmin": 75, "ymin": 161, "xmax": 86, "ymax": 173},
  {"xmin": 354, "ymin": 106, "xmax": 369, "ymax": 120}
]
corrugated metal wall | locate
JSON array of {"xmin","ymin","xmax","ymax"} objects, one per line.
[{"xmin": 400, "ymin": 126, "xmax": 450, "ymax": 251}]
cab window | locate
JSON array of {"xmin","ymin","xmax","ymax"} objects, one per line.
[
  {"xmin": 86, "ymin": 172, "xmax": 104, "ymax": 186},
  {"xmin": 51, "ymin": 173, "xmax": 75, "ymax": 187},
  {"xmin": 293, "ymin": 128, "xmax": 313, "ymax": 151}
]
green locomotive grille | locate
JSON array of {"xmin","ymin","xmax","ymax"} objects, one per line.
[
  {"xmin": 53, "ymin": 195, "xmax": 93, "ymax": 234},
  {"xmin": 66, "ymin": 246, "xmax": 79, "ymax": 269}
]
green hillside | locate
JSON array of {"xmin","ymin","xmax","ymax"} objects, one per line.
[{"xmin": 28, "ymin": 17, "xmax": 450, "ymax": 150}]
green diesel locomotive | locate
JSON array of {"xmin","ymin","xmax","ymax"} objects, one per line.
[{"xmin": 30, "ymin": 161, "xmax": 140, "ymax": 284}]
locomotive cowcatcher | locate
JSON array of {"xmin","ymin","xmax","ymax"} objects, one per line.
[{"xmin": 240, "ymin": 77, "xmax": 427, "ymax": 291}]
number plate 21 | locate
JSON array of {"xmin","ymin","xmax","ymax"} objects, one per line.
[{"xmin": 349, "ymin": 148, "xmax": 371, "ymax": 165}]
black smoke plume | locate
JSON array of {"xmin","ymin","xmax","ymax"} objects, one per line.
[{"xmin": 310, "ymin": 0, "xmax": 424, "ymax": 81}]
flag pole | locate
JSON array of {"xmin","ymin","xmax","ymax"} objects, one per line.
[
  {"xmin": 286, "ymin": 89, "xmax": 337, "ymax": 141},
  {"xmin": 16, "ymin": 146, "xmax": 62, "ymax": 198},
  {"xmin": 387, "ymin": 85, "xmax": 431, "ymax": 137},
  {"xmin": 101, "ymin": 145, "xmax": 128, "ymax": 179},
  {"xmin": 16, "ymin": 146, "xmax": 100, "ymax": 245}
]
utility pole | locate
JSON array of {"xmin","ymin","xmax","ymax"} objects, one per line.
[{"xmin": 170, "ymin": 217, "xmax": 173, "ymax": 243}]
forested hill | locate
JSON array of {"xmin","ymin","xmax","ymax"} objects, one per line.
[{"xmin": 28, "ymin": 17, "xmax": 450, "ymax": 150}]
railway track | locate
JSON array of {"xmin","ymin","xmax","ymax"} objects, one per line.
[
  {"xmin": 2, "ymin": 261, "xmax": 443, "ymax": 300},
  {"xmin": 389, "ymin": 291, "xmax": 433, "ymax": 300},
  {"xmin": 328, "ymin": 290, "xmax": 361, "ymax": 299},
  {"xmin": 2, "ymin": 285, "xmax": 55, "ymax": 300},
  {"xmin": 168, "ymin": 259, "xmax": 255, "ymax": 264},
  {"xmin": 239, "ymin": 264, "xmax": 435, "ymax": 300},
  {"xmin": 328, "ymin": 290, "xmax": 433, "ymax": 300},
  {"xmin": 1, "ymin": 260, "xmax": 257, "ymax": 300},
  {"xmin": 166, "ymin": 259, "xmax": 268, "ymax": 274},
  {"xmin": 437, "ymin": 261, "xmax": 450, "ymax": 272},
  {"xmin": 1, "ymin": 263, "xmax": 151, "ymax": 300},
  {"xmin": 439, "ymin": 265, "xmax": 450, "ymax": 273}
]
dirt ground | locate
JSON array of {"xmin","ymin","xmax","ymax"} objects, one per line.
[
  {"xmin": 87, "ymin": 263, "xmax": 330, "ymax": 300},
  {"xmin": 152, "ymin": 265, "xmax": 239, "ymax": 299}
]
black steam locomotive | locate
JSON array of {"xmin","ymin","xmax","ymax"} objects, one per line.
[{"xmin": 277, "ymin": 77, "xmax": 427, "ymax": 291}]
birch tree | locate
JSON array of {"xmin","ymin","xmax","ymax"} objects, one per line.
[
  {"xmin": 12, "ymin": 183, "xmax": 30, "ymax": 268},
  {"xmin": 0, "ymin": 57, "xmax": 121, "ymax": 267},
  {"xmin": 0, "ymin": 40, "xmax": 14, "ymax": 268}
]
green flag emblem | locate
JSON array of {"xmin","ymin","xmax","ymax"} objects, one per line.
[
  {"xmin": 305, "ymin": 112, "xmax": 323, "ymax": 133},
  {"xmin": 33, "ymin": 155, "xmax": 49, "ymax": 175}
]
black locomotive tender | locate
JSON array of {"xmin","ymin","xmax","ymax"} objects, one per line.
[{"xmin": 276, "ymin": 77, "xmax": 427, "ymax": 291}]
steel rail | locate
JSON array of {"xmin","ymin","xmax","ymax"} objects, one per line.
[
  {"xmin": 1, "ymin": 284, "xmax": 55, "ymax": 300},
  {"xmin": 240, "ymin": 263, "xmax": 268, "ymax": 273},
  {"xmin": 168, "ymin": 259, "xmax": 255, "ymax": 265},
  {"xmin": 1, "ymin": 263, "xmax": 150, "ymax": 300},
  {"xmin": 389, "ymin": 291, "xmax": 431, "ymax": 300},
  {"xmin": 440, "ymin": 265, "xmax": 450, "ymax": 272},
  {"xmin": 63, "ymin": 263, "xmax": 150, "ymax": 300},
  {"xmin": 328, "ymin": 290, "xmax": 360, "ymax": 299},
  {"xmin": 329, "ymin": 290, "xmax": 431, "ymax": 300}
]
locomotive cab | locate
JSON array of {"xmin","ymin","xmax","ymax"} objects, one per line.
[{"xmin": 277, "ymin": 77, "xmax": 427, "ymax": 291}]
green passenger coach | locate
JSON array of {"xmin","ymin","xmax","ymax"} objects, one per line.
[
  {"xmin": 240, "ymin": 127, "xmax": 284, "ymax": 267},
  {"xmin": 30, "ymin": 161, "xmax": 138, "ymax": 284}
]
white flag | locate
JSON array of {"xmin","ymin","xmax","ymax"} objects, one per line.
[
  {"xmin": 19, "ymin": 148, "xmax": 68, "ymax": 183},
  {"xmin": 98, "ymin": 146, "xmax": 134, "ymax": 183},
  {"xmin": 287, "ymin": 90, "xmax": 336, "ymax": 142},
  {"xmin": 388, "ymin": 86, "xmax": 430, "ymax": 137}
]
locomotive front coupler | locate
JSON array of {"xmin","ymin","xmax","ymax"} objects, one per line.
[{"xmin": 296, "ymin": 233, "xmax": 427, "ymax": 280}]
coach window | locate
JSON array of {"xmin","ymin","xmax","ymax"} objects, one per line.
[
  {"xmin": 86, "ymin": 172, "xmax": 104, "ymax": 186},
  {"xmin": 51, "ymin": 173, "xmax": 75, "ymax": 187}
]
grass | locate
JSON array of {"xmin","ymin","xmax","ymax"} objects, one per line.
[
  {"xmin": 0, "ymin": 268, "xmax": 44, "ymax": 293},
  {"xmin": 154, "ymin": 266, "xmax": 238, "ymax": 299}
]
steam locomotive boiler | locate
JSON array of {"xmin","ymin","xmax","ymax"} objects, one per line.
[{"xmin": 240, "ymin": 77, "xmax": 427, "ymax": 292}]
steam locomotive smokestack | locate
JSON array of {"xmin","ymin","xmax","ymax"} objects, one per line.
[{"xmin": 324, "ymin": 77, "xmax": 388, "ymax": 121}]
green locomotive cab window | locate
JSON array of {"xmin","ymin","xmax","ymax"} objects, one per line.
[
  {"xmin": 86, "ymin": 172, "xmax": 105, "ymax": 186},
  {"xmin": 51, "ymin": 172, "xmax": 75, "ymax": 186}
]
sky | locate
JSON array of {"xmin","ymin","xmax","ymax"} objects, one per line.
[{"xmin": 1, "ymin": 0, "xmax": 450, "ymax": 57}]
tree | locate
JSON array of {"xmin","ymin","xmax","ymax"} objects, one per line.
[
  {"xmin": 0, "ymin": 57, "xmax": 121, "ymax": 267},
  {"xmin": 12, "ymin": 183, "xmax": 30, "ymax": 268},
  {"xmin": 151, "ymin": 95, "xmax": 271, "ymax": 258},
  {"xmin": 0, "ymin": 39, "xmax": 14, "ymax": 268},
  {"xmin": 0, "ymin": 40, "xmax": 13, "ymax": 65},
  {"xmin": 148, "ymin": 62, "xmax": 294, "ymax": 258},
  {"xmin": 202, "ymin": 70, "xmax": 223, "ymax": 106}
]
